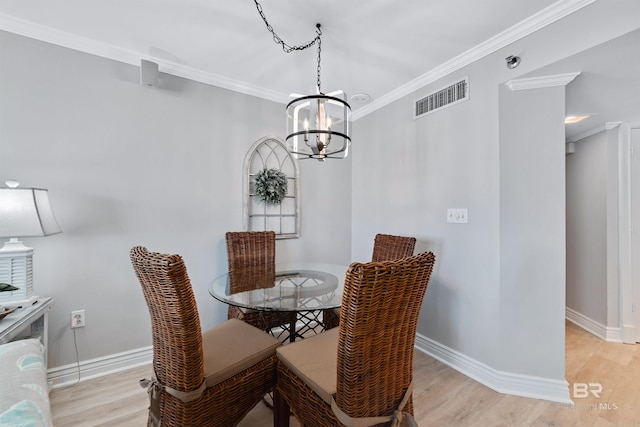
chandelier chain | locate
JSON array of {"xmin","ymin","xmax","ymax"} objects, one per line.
[
  {"xmin": 253, "ymin": 0, "xmax": 323, "ymax": 92},
  {"xmin": 316, "ymin": 31, "xmax": 322, "ymax": 92}
]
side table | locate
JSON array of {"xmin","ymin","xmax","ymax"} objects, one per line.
[{"xmin": 0, "ymin": 297, "xmax": 53, "ymax": 367}]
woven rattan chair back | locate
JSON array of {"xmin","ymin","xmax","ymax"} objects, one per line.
[
  {"xmin": 130, "ymin": 246, "xmax": 204, "ymax": 394},
  {"xmin": 225, "ymin": 231, "xmax": 296, "ymax": 336},
  {"xmin": 323, "ymin": 233, "xmax": 417, "ymax": 330},
  {"xmin": 336, "ymin": 251, "xmax": 436, "ymax": 421},
  {"xmin": 370, "ymin": 233, "xmax": 416, "ymax": 262},
  {"xmin": 226, "ymin": 231, "xmax": 275, "ymax": 293},
  {"xmin": 131, "ymin": 246, "xmax": 280, "ymax": 426},
  {"xmin": 226, "ymin": 231, "xmax": 275, "ymax": 269}
]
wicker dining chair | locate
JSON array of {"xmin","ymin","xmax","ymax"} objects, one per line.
[
  {"xmin": 274, "ymin": 251, "xmax": 436, "ymax": 427},
  {"xmin": 226, "ymin": 231, "xmax": 297, "ymax": 338},
  {"xmin": 370, "ymin": 233, "xmax": 417, "ymax": 262},
  {"xmin": 323, "ymin": 233, "xmax": 417, "ymax": 329},
  {"xmin": 130, "ymin": 246, "xmax": 280, "ymax": 427}
]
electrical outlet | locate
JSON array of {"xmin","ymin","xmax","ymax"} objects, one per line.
[{"xmin": 71, "ymin": 310, "xmax": 85, "ymax": 328}]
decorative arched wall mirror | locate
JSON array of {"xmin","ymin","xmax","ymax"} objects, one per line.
[{"xmin": 243, "ymin": 136, "xmax": 300, "ymax": 239}]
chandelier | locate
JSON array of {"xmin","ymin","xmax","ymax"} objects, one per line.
[{"xmin": 253, "ymin": 2, "xmax": 351, "ymax": 160}]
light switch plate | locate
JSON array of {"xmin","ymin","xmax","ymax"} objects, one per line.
[{"xmin": 447, "ymin": 208, "xmax": 468, "ymax": 223}]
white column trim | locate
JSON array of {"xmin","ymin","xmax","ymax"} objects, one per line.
[
  {"xmin": 618, "ymin": 123, "xmax": 635, "ymax": 343},
  {"xmin": 606, "ymin": 121, "xmax": 623, "ymax": 130},
  {"xmin": 506, "ymin": 72, "xmax": 581, "ymax": 91},
  {"xmin": 568, "ymin": 122, "xmax": 623, "ymax": 144}
]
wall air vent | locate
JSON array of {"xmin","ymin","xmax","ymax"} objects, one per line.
[{"xmin": 414, "ymin": 77, "xmax": 469, "ymax": 119}]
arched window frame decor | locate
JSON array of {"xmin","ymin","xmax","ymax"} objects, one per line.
[{"xmin": 243, "ymin": 136, "xmax": 300, "ymax": 239}]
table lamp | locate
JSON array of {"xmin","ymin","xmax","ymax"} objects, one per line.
[{"xmin": 0, "ymin": 180, "xmax": 62, "ymax": 307}]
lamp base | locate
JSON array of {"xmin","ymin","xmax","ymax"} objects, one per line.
[
  {"xmin": 0, "ymin": 239, "xmax": 35, "ymax": 308},
  {"xmin": 0, "ymin": 294, "xmax": 39, "ymax": 309},
  {"xmin": 0, "ymin": 238, "xmax": 32, "ymax": 253}
]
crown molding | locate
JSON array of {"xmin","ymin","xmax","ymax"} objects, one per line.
[
  {"xmin": 506, "ymin": 72, "xmax": 581, "ymax": 91},
  {"xmin": 0, "ymin": 0, "xmax": 598, "ymax": 117},
  {"xmin": 351, "ymin": 0, "xmax": 597, "ymax": 120},
  {"xmin": 159, "ymin": 62, "xmax": 288, "ymax": 104},
  {"xmin": 605, "ymin": 121, "xmax": 623, "ymax": 130},
  {"xmin": 567, "ymin": 121, "xmax": 623, "ymax": 143},
  {"xmin": 0, "ymin": 13, "xmax": 289, "ymax": 104},
  {"xmin": 0, "ymin": 13, "xmax": 142, "ymax": 67}
]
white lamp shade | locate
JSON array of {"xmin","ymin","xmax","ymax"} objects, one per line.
[{"xmin": 0, "ymin": 187, "xmax": 62, "ymax": 238}]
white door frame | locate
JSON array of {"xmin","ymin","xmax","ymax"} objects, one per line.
[
  {"xmin": 631, "ymin": 125, "xmax": 640, "ymax": 342},
  {"xmin": 619, "ymin": 122, "xmax": 640, "ymax": 343}
]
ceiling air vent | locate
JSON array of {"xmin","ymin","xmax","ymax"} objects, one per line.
[{"xmin": 414, "ymin": 77, "xmax": 469, "ymax": 119}]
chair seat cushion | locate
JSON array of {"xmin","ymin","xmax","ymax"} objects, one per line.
[
  {"xmin": 202, "ymin": 318, "xmax": 280, "ymax": 387},
  {"xmin": 276, "ymin": 327, "xmax": 339, "ymax": 404}
]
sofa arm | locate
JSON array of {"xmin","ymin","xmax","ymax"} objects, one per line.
[{"xmin": 0, "ymin": 338, "xmax": 53, "ymax": 426}]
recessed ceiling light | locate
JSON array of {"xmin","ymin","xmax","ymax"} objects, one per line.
[
  {"xmin": 565, "ymin": 115, "xmax": 590, "ymax": 124},
  {"xmin": 351, "ymin": 93, "xmax": 371, "ymax": 104}
]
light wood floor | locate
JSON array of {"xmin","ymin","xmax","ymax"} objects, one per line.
[{"xmin": 49, "ymin": 321, "xmax": 640, "ymax": 426}]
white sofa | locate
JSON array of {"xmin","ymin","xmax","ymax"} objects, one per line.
[{"xmin": 0, "ymin": 338, "xmax": 53, "ymax": 426}]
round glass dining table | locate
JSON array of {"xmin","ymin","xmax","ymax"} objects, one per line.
[{"xmin": 209, "ymin": 262, "xmax": 348, "ymax": 339}]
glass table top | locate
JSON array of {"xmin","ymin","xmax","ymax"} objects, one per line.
[{"xmin": 209, "ymin": 262, "xmax": 348, "ymax": 312}]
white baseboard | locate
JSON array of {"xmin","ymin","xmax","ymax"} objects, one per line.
[
  {"xmin": 47, "ymin": 345, "xmax": 152, "ymax": 389},
  {"xmin": 49, "ymin": 327, "xmax": 590, "ymax": 403},
  {"xmin": 414, "ymin": 333, "xmax": 572, "ymax": 404},
  {"xmin": 44, "ymin": 320, "xmax": 309, "ymax": 389},
  {"xmin": 621, "ymin": 325, "xmax": 637, "ymax": 344},
  {"xmin": 565, "ymin": 307, "xmax": 622, "ymax": 342}
]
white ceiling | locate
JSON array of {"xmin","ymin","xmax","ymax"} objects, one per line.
[
  {"xmin": 0, "ymin": 0, "xmax": 637, "ymax": 141},
  {"xmin": 0, "ymin": 0, "xmax": 580, "ymax": 109},
  {"xmin": 558, "ymin": 28, "xmax": 640, "ymax": 142}
]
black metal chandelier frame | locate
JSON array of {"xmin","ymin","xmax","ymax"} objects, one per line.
[{"xmin": 253, "ymin": 1, "xmax": 351, "ymax": 160}]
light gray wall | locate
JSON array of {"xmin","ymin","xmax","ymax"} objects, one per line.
[
  {"xmin": 2, "ymin": 0, "xmax": 640, "ymax": 388},
  {"xmin": 351, "ymin": 0, "xmax": 640, "ymax": 383},
  {"xmin": 511, "ymin": 12, "xmax": 640, "ymax": 336},
  {"xmin": 0, "ymin": 30, "xmax": 351, "ymax": 369},
  {"xmin": 499, "ymin": 83, "xmax": 566, "ymax": 378},
  {"xmin": 352, "ymin": 64, "xmax": 503, "ymax": 367},
  {"xmin": 566, "ymin": 131, "xmax": 609, "ymax": 325}
]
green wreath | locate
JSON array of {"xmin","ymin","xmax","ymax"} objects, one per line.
[{"xmin": 254, "ymin": 168, "xmax": 288, "ymax": 205}]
